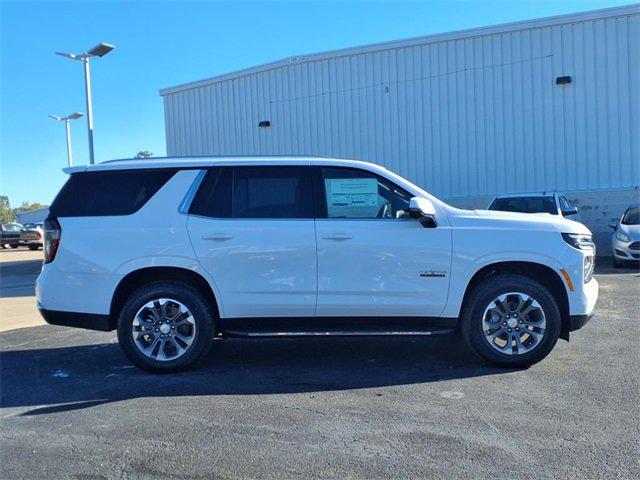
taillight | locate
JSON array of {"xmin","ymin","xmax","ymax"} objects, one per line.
[{"xmin": 44, "ymin": 218, "xmax": 61, "ymax": 264}]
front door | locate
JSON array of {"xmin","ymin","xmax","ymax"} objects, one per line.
[
  {"xmin": 188, "ymin": 166, "xmax": 317, "ymax": 318},
  {"xmin": 314, "ymin": 166, "xmax": 451, "ymax": 317}
]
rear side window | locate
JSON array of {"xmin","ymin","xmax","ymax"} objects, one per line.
[
  {"xmin": 189, "ymin": 166, "xmax": 314, "ymax": 219},
  {"xmin": 489, "ymin": 196, "xmax": 557, "ymax": 215},
  {"xmin": 49, "ymin": 169, "xmax": 177, "ymax": 217}
]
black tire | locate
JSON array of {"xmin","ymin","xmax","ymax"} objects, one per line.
[
  {"xmin": 117, "ymin": 281, "xmax": 215, "ymax": 373},
  {"xmin": 613, "ymin": 257, "xmax": 624, "ymax": 268},
  {"xmin": 28, "ymin": 244, "xmax": 39, "ymax": 251},
  {"xmin": 461, "ymin": 274, "xmax": 561, "ymax": 368},
  {"xmin": 10, "ymin": 244, "xmax": 18, "ymax": 249}
]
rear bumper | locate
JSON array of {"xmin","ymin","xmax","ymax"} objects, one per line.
[
  {"xmin": 39, "ymin": 308, "xmax": 113, "ymax": 332},
  {"xmin": 569, "ymin": 311, "xmax": 594, "ymax": 332}
]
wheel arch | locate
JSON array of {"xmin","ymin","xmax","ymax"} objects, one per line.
[
  {"xmin": 109, "ymin": 266, "xmax": 221, "ymax": 332},
  {"xmin": 460, "ymin": 261, "xmax": 571, "ymax": 341}
]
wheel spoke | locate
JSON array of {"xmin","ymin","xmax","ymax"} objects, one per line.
[
  {"xmin": 511, "ymin": 331, "xmax": 525, "ymax": 354},
  {"xmin": 493, "ymin": 298, "xmax": 509, "ymax": 315}
]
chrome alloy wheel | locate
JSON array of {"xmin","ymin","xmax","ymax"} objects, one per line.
[
  {"xmin": 482, "ymin": 292, "xmax": 546, "ymax": 355},
  {"xmin": 132, "ymin": 298, "xmax": 196, "ymax": 361}
]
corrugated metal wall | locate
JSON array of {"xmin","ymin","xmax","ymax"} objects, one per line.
[{"xmin": 162, "ymin": 8, "xmax": 640, "ymax": 199}]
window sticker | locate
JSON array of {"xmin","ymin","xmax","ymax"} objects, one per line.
[{"xmin": 325, "ymin": 178, "xmax": 381, "ymax": 217}]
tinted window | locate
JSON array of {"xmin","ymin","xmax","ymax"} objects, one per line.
[
  {"xmin": 189, "ymin": 167, "xmax": 313, "ymax": 219},
  {"xmin": 622, "ymin": 206, "xmax": 640, "ymax": 225},
  {"xmin": 189, "ymin": 168, "xmax": 231, "ymax": 218},
  {"xmin": 320, "ymin": 167, "xmax": 411, "ymax": 219},
  {"xmin": 489, "ymin": 196, "xmax": 557, "ymax": 215},
  {"xmin": 2, "ymin": 224, "xmax": 22, "ymax": 232},
  {"xmin": 49, "ymin": 169, "xmax": 177, "ymax": 217}
]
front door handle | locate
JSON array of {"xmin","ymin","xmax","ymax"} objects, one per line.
[
  {"xmin": 321, "ymin": 233, "xmax": 353, "ymax": 241},
  {"xmin": 202, "ymin": 234, "xmax": 234, "ymax": 241}
]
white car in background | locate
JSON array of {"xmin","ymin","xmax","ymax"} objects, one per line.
[
  {"xmin": 488, "ymin": 192, "xmax": 580, "ymax": 221},
  {"xmin": 610, "ymin": 206, "xmax": 640, "ymax": 267},
  {"xmin": 37, "ymin": 157, "xmax": 598, "ymax": 373}
]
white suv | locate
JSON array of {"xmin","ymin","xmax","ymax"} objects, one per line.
[{"xmin": 37, "ymin": 157, "xmax": 598, "ymax": 373}]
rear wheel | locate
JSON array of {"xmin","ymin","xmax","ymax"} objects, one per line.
[
  {"xmin": 28, "ymin": 244, "xmax": 39, "ymax": 251},
  {"xmin": 461, "ymin": 274, "xmax": 561, "ymax": 368},
  {"xmin": 10, "ymin": 243, "xmax": 18, "ymax": 249},
  {"xmin": 117, "ymin": 281, "xmax": 215, "ymax": 373}
]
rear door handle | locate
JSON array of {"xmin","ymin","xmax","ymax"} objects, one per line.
[
  {"xmin": 202, "ymin": 234, "xmax": 234, "ymax": 241},
  {"xmin": 321, "ymin": 233, "xmax": 353, "ymax": 241}
]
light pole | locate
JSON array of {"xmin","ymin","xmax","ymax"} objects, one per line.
[
  {"xmin": 49, "ymin": 112, "xmax": 84, "ymax": 167},
  {"xmin": 55, "ymin": 43, "xmax": 115, "ymax": 165}
]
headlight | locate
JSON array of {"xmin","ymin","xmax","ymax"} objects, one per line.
[
  {"xmin": 561, "ymin": 233, "xmax": 595, "ymax": 251},
  {"xmin": 583, "ymin": 255, "xmax": 595, "ymax": 283},
  {"xmin": 562, "ymin": 233, "xmax": 595, "ymax": 283},
  {"xmin": 615, "ymin": 231, "xmax": 631, "ymax": 242}
]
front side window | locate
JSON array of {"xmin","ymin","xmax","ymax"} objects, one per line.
[
  {"xmin": 189, "ymin": 166, "xmax": 314, "ymax": 219},
  {"xmin": 320, "ymin": 167, "xmax": 411, "ymax": 219},
  {"xmin": 489, "ymin": 196, "xmax": 557, "ymax": 215}
]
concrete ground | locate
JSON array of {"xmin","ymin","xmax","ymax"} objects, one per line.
[
  {"xmin": 0, "ymin": 252, "xmax": 638, "ymax": 479},
  {"xmin": 0, "ymin": 248, "xmax": 45, "ymax": 332}
]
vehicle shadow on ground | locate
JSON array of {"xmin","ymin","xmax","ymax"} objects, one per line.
[
  {"xmin": 0, "ymin": 259, "xmax": 40, "ymax": 298},
  {"xmin": 0, "ymin": 334, "xmax": 517, "ymax": 415}
]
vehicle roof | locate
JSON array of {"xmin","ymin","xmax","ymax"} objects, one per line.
[
  {"xmin": 64, "ymin": 156, "xmax": 387, "ymax": 173},
  {"xmin": 493, "ymin": 192, "xmax": 559, "ymax": 199}
]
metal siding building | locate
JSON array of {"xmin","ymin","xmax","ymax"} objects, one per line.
[{"xmin": 161, "ymin": 5, "xmax": 640, "ymax": 248}]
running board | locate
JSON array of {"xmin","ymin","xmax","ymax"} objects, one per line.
[{"xmin": 223, "ymin": 328, "xmax": 455, "ymax": 338}]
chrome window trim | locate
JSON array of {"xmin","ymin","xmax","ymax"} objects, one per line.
[{"xmin": 178, "ymin": 169, "xmax": 207, "ymax": 215}]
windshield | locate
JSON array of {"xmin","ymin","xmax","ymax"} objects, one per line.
[
  {"xmin": 622, "ymin": 206, "xmax": 640, "ymax": 225},
  {"xmin": 1, "ymin": 224, "xmax": 23, "ymax": 232},
  {"xmin": 488, "ymin": 196, "xmax": 557, "ymax": 215}
]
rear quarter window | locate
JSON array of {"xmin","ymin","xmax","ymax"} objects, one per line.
[{"xmin": 48, "ymin": 169, "xmax": 177, "ymax": 217}]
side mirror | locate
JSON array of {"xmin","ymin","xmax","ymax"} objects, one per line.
[
  {"xmin": 562, "ymin": 206, "xmax": 578, "ymax": 217},
  {"xmin": 609, "ymin": 224, "xmax": 617, "ymax": 232},
  {"xmin": 407, "ymin": 197, "xmax": 437, "ymax": 228}
]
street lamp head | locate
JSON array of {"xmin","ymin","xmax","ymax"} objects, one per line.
[
  {"xmin": 68, "ymin": 112, "xmax": 85, "ymax": 120},
  {"xmin": 55, "ymin": 52, "xmax": 79, "ymax": 60},
  {"xmin": 87, "ymin": 43, "xmax": 115, "ymax": 57},
  {"xmin": 55, "ymin": 43, "xmax": 115, "ymax": 61},
  {"xmin": 49, "ymin": 114, "xmax": 63, "ymax": 121}
]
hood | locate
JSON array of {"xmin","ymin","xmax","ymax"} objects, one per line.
[
  {"xmin": 619, "ymin": 222, "xmax": 640, "ymax": 239},
  {"xmin": 448, "ymin": 208, "xmax": 591, "ymax": 235}
]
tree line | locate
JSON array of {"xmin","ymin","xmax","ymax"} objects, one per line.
[{"xmin": 0, "ymin": 196, "xmax": 47, "ymax": 224}]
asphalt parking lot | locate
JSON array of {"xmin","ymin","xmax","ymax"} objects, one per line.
[{"xmin": 0, "ymin": 250, "xmax": 638, "ymax": 480}]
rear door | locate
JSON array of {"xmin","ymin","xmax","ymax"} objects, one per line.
[
  {"xmin": 313, "ymin": 166, "xmax": 451, "ymax": 317},
  {"xmin": 187, "ymin": 165, "xmax": 317, "ymax": 318}
]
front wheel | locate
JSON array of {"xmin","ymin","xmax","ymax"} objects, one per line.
[
  {"xmin": 461, "ymin": 274, "xmax": 561, "ymax": 368},
  {"xmin": 28, "ymin": 244, "xmax": 39, "ymax": 251},
  {"xmin": 117, "ymin": 282, "xmax": 215, "ymax": 373}
]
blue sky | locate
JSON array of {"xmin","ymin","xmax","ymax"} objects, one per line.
[{"xmin": 1, "ymin": 0, "xmax": 634, "ymax": 206}]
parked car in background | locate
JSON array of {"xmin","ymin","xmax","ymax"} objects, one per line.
[
  {"xmin": 488, "ymin": 193, "xmax": 580, "ymax": 220},
  {"xmin": 20, "ymin": 222, "xmax": 43, "ymax": 250},
  {"xmin": 1, "ymin": 223, "xmax": 23, "ymax": 249},
  {"xmin": 610, "ymin": 206, "xmax": 640, "ymax": 267},
  {"xmin": 37, "ymin": 157, "xmax": 597, "ymax": 373}
]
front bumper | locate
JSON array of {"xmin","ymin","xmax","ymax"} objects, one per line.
[
  {"xmin": 569, "ymin": 311, "xmax": 595, "ymax": 332},
  {"xmin": 612, "ymin": 237, "xmax": 640, "ymax": 260},
  {"xmin": 39, "ymin": 308, "xmax": 113, "ymax": 332}
]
